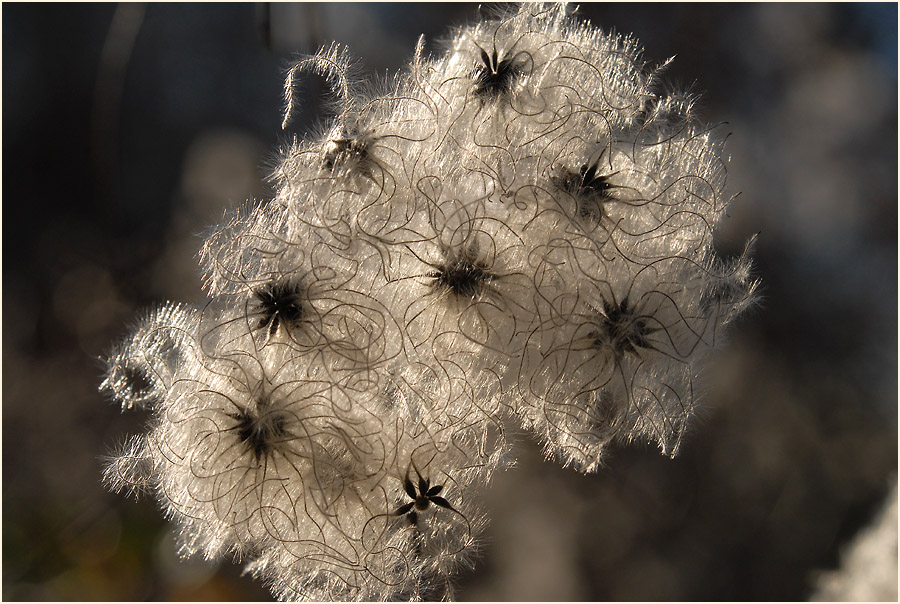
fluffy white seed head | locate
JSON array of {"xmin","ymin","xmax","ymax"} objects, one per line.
[{"xmin": 103, "ymin": 3, "xmax": 757, "ymax": 599}]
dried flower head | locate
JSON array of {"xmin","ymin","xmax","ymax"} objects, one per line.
[{"xmin": 102, "ymin": 3, "xmax": 756, "ymax": 599}]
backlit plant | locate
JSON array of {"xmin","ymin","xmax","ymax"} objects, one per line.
[{"xmin": 102, "ymin": 4, "xmax": 757, "ymax": 600}]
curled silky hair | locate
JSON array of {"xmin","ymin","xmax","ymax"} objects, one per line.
[{"xmin": 102, "ymin": 3, "xmax": 757, "ymax": 600}]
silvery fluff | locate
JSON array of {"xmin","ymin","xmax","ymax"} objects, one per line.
[{"xmin": 101, "ymin": 4, "xmax": 758, "ymax": 600}]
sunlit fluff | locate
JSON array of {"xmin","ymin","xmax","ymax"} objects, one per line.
[{"xmin": 102, "ymin": 4, "xmax": 757, "ymax": 600}]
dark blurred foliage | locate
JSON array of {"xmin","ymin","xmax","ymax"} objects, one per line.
[{"xmin": 3, "ymin": 3, "xmax": 896, "ymax": 601}]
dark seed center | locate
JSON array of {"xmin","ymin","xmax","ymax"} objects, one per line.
[
  {"xmin": 591, "ymin": 299, "xmax": 656, "ymax": 356},
  {"xmin": 254, "ymin": 282, "xmax": 304, "ymax": 331},
  {"xmin": 432, "ymin": 259, "xmax": 494, "ymax": 299},
  {"xmin": 231, "ymin": 408, "xmax": 287, "ymax": 462}
]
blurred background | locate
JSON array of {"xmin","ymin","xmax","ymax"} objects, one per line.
[{"xmin": 3, "ymin": 3, "xmax": 896, "ymax": 600}]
